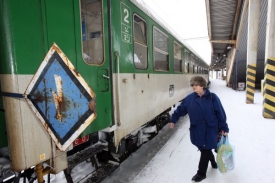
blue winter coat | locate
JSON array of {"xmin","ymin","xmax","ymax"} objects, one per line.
[{"xmin": 170, "ymin": 89, "xmax": 229, "ymax": 150}]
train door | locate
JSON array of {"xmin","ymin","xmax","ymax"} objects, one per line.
[
  {"xmin": 79, "ymin": 0, "xmax": 113, "ymax": 133},
  {"xmin": 42, "ymin": 0, "xmax": 113, "ymax": 135}
]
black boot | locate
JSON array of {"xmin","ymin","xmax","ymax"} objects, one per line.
[
  {"xmin": 211, "ymin": 161, "xmax": 218, "ymax": 169},
  {"xmin": 192, "ymin": 174, "xmax": 206, "ymax": 182}
]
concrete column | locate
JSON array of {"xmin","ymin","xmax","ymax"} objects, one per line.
[
  {"xmin": 226, "ymin": 48, "xmax": 235, "ymax": 87},
  {"xmin": 265, "ymin": 0, "xmax": 275, "ymax": 58},
  {"xmin": 211, "ymin": 69, "xmax": 214, "ymax": 79},
  {"xmin": 245, "ymin": 0, "xmax": 261, "ymax": 104},
  {"xmin": 263, "ymin": 0, "xmax": 275, "ymax": 118}
]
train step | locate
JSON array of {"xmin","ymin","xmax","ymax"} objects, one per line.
[{"xmin": 66, "ymin": 141, "xmax": 108, "ymax": 173}]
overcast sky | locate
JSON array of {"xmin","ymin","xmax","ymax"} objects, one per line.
[{"xmin": 143, "ymin": 0, "xmax": 212, "ymax": 64}]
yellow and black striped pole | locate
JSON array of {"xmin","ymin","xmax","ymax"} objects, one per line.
[
  {"xmin": 245, "ymin": 64, "xmax": 256, "ymax": 104},
  {"xmin": 245, "ymin": 0, "xmax": 260, "ymax": 104},
  {"xmin": 262, "ymin": 58, "xmax": 275, "ymax": 118}
]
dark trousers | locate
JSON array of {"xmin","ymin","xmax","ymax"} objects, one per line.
[{"xmin": 197, "ymin": 149, "xmax": 215, "ymax": 176}]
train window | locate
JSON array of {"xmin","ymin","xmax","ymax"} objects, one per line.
[
  {"xmin": 81, "ymin": 0, "xmax": 104, "ymax": 65},
  {"xmin": 184, "ymin": 50, "xmax": 189, "ymax": 73},
  {"xmin": 191, "ymin": 54, "xmax": 195, "ymax": 63},
  {"xmin": 153, "ymin": 27, "xmax": 169, "ymax": 71},
  {"xmin": 133, "ymin": 15, "xmax": 148, "ymax": 69},
  {"xmin": 185, "ymin": 62, "xmax": 189, "ymax": 73},
  {"xmin": 191, "ymin": 54, "xmax": 195, "ymax": 73},
  {"xmin": 174, "ymin": 42, "xmax": 182, "ymax": 72},
  {"xmin": 194, "ymin": 66, "xmax": 198, "ymax": 73}
]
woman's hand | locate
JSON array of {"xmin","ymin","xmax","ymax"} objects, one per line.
[
  {"xmin": 169, "ymin": 122, "xmax": 175, "ymax": 129},
  {"xmin": 222, "ymin": 130, "xmax": 228, "ymax": 136}
]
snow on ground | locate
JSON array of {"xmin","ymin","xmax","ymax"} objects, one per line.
[{"xmin": 104, "ymin": 78, "xmax": 275, "ymax": 183}]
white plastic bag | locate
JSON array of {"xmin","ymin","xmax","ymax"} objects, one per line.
[{"xmin": 216, "ymin": 135, "xmax": 235, "ymax": 173}]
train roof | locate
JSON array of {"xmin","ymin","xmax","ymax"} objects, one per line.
[{"xmin": 130, "ymin": 0, "xmax": 209, "ymax": 66}]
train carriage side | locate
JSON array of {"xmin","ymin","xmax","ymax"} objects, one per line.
[
  {"xmin": 110, "ymin": 0, "xmax": 209, "ymax": 147},
  {"xmin": 0, "ymin": 0, "xmax": 209, "ymax": 180},
  {"xmin": 0, "ymin": 0, "xmax": 114, "ymax": 172}
]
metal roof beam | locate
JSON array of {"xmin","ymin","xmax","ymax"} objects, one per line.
[
  {"xmin": 210, "ymin": 40, "xmax": 236, "ymax": 44},
  {"xmin": 231, "ymin": 0, "xmax": 242, "ymax": 40}
]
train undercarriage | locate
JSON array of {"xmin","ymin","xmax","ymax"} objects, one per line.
[{"xmin": 0, "ymin": 111, "xmax": 170, "ymax": 183}]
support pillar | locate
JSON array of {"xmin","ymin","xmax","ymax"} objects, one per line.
[
  {"xmin": 263, "ymin": 0, "xmax": 275, "ymax": 118},
  {"xmin": 211, "ymin": 70, "xmax": 214, "ymax": 79},
  {"xmin": 245, "ymin": 0, "xmax": 261, "ymax": 104}
]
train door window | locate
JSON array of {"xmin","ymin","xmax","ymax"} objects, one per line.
[
  {"xmin": 133, "ymin": 15, "xmax": 147, "ymax": 69},
  {"xmin": 153, "ymin": 27, "xmax": 169, "ymax": 71},
  {"xmin": 174, "ymin": 41, "xmax": 182, "ymax": 72},
  {"xmin": 184, "ymin": 49, "xmax": 189, "ymax": 73},
  {"xmin": 81, "ymin": 0, "xmax": 104, "ymax": 65},
  {"xmin": 196, "ymin": 58, "xmax": 199, "ymax": 73}
]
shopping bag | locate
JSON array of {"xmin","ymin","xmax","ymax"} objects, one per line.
[
  {"xmin": 216, "ymin": 132, "xmax": 223, "ymax": 150},
  {"xmin": 216, "ymin": 135, "xmax": 235, "ymax": 173}
]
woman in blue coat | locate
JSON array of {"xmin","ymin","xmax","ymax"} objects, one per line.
[{"xmin": 169, "ymin": 76, "xmax": 229, "ymax": 182}]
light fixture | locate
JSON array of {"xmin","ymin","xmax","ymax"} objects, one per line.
[
  {"xmin": 223, "ymin": 54, "xmax": 226, "ymax": 57},
  {"xmin": 227, "ymin": 45, "xmax": 232, "ymax": 49}
]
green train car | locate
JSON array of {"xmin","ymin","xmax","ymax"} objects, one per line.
[{"xmin": 0, "ymin": 0, "xmax": 209, "ymax": 182}]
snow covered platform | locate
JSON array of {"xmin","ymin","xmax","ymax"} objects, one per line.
[{"xmin": 102, "ymin": 79, "xmax": 275, "ymax": 183}]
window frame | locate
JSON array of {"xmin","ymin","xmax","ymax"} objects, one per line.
[
  {"xmin": 153, "ymin": 26, "xmax": 169, "ymax": 72},
  {"xmin": 173, "ymin": 41, "xmax": 182, "ymax": 73},
  {"xmin": 133, "ymin": 14, "xmax": 148, "ymax": 70},
  {"xmin": 80, "ymin": 0, "xmax": 105, "ymax": 65},
  {"xmin": 184, "ymin": 49, "xmax": 190, "ymax": 73}
]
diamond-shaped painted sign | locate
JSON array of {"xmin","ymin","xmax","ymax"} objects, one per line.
[{"xmin": 25, "ymin": 43, "xmax": 96, "ymax": 151}]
